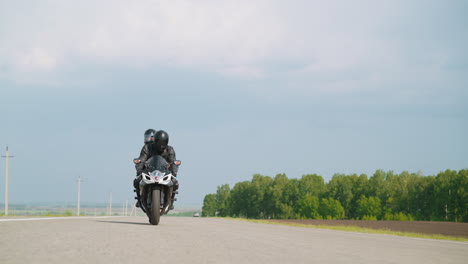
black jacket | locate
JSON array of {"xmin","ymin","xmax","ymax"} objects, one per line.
[{"xmin": 136, "ymin": 143, "xmax": 178, "ymax": 176}]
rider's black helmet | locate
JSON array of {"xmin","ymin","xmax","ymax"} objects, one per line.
[
  {"xmin": 154, "ymin": 130, "xmax": 169, "ymax": 152},
  {"xmin": 144, "ymin": 129, "xmax": 156, "ymax": 144}
]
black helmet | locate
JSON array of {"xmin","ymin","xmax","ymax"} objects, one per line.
[
  {"xmin": 154, "ymin": 130, "xmax": 169, "ymax": 152},
  {"xmin": 144, "ymin": 129, "xmax": 156, "ymax": 144}
]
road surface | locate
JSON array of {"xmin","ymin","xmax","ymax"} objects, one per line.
[{"xmin": 1, "ymin": 216, "xmax": 467, "ymax": 264}]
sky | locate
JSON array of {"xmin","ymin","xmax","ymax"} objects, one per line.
[{"xmin": 0, "ymin": 0, "xmax": 467, "ymax": 208}]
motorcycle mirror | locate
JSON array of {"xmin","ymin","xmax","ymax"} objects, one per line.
[
  {"xmin": 133, "ymin": 159, "xmax": 141, "ymax": 164},
  {"xmin": 173, "ymin": 160, "xmax": 181, "ymax": 166}
]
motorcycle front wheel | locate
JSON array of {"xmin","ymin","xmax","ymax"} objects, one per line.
[{"xmin": 150, "ymin": 187, "xmax": 161, "ymax": 225}]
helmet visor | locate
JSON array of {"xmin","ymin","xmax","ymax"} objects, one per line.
[
  {"xmin": 155, "ymin": 139, "xmax": 168, "ymax": 152},
  {"xmin": 144, "ymin": 134, "xmax": 155, "ymax": 143}
]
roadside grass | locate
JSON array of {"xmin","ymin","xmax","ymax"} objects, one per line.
[
  {"xmin": 0, "ymin": 213, "xmax": 75, "ymax": 218},
  {"xmin": 221, "ymin": 218, "xmax": 468, "ymax": 242},
  {"xmin": 0, "ymin": 209, "xmax": 103, "ymax": 218}
]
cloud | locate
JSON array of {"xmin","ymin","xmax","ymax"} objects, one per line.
[
  {"xmin": 0, "ymin": 0, "xmax": 286, "ymax": 77},
  {"xmin": 0, "ymin": 0, "xmax": 466, "ymax": 101}
]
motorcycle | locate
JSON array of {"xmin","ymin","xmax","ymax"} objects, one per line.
[{"xmin": 133, "ymin": 155, "xmax": 181, "ymax": 225}]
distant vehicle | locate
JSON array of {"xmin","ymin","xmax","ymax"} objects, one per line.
[{"xmin": 193, "ymin": 212, "xmax": 200, "ymax": 217}]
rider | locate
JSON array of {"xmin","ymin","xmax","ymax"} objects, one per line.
[
  {"xmin": 134, "ymin": 130, "xmax": 179, "ymax": 209},
  {"xmin": 133, "ymin": 129, "xmax": 156, "ymax": 207},
  {"xmin": 143, "ymin": 128, "xmax": 156, "ymax": 145}
]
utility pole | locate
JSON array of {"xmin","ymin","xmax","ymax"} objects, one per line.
[
  {"xmin": 2, "ymin": 146, "xmax": 15, "ymax": 216},
  {"xmin": 125, "ymin": 200, "xmax": 128, "ymax": 216},
  {"xmin": 109, "ymin": 192, "xmax": 112, "ymax": 216},
  {"xmin": 130, "ymin": 204, "xmax": 136, "ymax": 216},
  {"xmin": 77, "ymin": 176, "xmax": 83, "ymax": 216}
]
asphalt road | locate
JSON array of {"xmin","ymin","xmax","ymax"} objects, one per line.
[{"xmin": 1, "ymin": 216, "xmax": 467, "ymax": 264}]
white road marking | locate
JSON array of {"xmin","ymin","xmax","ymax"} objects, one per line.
[
  {"xmin": 403, "ymin": 236, "xmax": 468, "ymax": 245},
  {"xmin": 0, "ymin": 216, "xmax": 115, "ymax": 222},
  {"xmin": 298, "ymin": 225, "xmax": 468, "ymax": 245}
]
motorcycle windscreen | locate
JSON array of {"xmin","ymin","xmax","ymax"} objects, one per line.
[{"xmin": 145, "ymin": 155, "xmax": 170, "ymax": 173}]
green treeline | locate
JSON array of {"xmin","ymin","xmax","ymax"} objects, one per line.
[{"xmin": 202, "ymin": 169, "xmax": 468, "ymax": 222}]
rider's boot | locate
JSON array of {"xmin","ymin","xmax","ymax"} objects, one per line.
[
  {"xmin": 135, "ymin": 197, "xmax": 141, "ymax": 208},
  {"xmin": 169, "ymin": 191, "xmax": 178, "ymax": 210},
  {"xmin": 169, "ymin": 177, "xmax": 179, "ymax": 210},
  {"xmin": 133, "ymin": 176, "xmax": 141, "ymax": 208}
]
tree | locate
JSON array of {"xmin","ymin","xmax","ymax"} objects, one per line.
[
  {"xmin": 327, "ymin": 174, "xmax": 353, "ymax": 218},
  {"xmin": 349, "ymin": 174, "xmax": 368, "ymax": 219},
  {"xmin": 270, "ymin": 174, "xmax": 295, "ymax": 219},
  {"xmin": 319, "ymin": 198, "xmax": 345, "ymax": 219},
  {"xmin": 297, "ymin": 194, "xmax": 320, "ymax": 219},
  {"xmin": 201, "ymin": 169, "xmax": 467, "ymax": 222},
  {"xmin": 251, "ymin": 174, "xmax": 274, "ymax": 218},
  {"xmin": 230, "ymin": 181, "xmax": 254, "ymax": 218},
  {"xmin": 367, "ymin": 170, "xmax": 398, "ymax": 216},
  {"xmin": 299, "ymin": 174, "xmax": 326, "ymax": 198},
  {"xmin": 284, "ymin": 179, "xmax": 301, "ymax": 214},
  {"xmin": 202, "ymin": 194, "xmax": 216, "ymax": 217},
  {"xmin": 215, "ymin": 184, "xmax": 231, "ymax": 217},
  {"xmin": 356, "ymin": 195, "xmax": 382, "ymax": 220},
  {"xmin": 433, "ymin": 170, "xmax": 468, "ymax": 222},
  {"xmin": 407, "ymin": 173, "xmax": 431, "ymax": 220},
  {"xmin": 457, "ymin": 169, "xmax": 468, "ymax": 222}
]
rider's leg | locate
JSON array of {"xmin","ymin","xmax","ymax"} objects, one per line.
[
  {"xmin": 169, "ymin": 178, "xmax": 179, "ymax": 210},
  {"xmin": 133, "ymin": 176, "xmax": 141, "ymax": 207}
]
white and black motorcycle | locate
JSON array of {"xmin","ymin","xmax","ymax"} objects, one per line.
[{"xmin": 134, "ymin": 155, "xmax": 181, "ymax": 225}]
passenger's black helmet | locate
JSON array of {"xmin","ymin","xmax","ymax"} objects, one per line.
[
  {"xmin": 154, "ymin": 130, "xmax": 169, "ymax": 152},
  {"xmin": 144, "ymin": 129, "xmax": 156, "ymax": 144}
]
